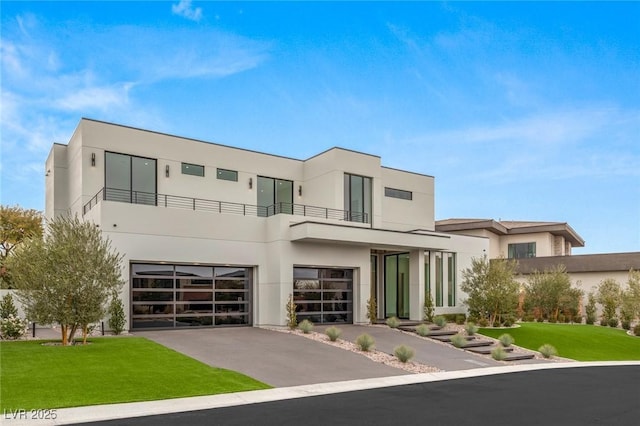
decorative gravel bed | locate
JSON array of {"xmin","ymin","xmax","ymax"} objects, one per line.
[{"xmin": 269, "ymin": 327, "xmax": 442, "ymax": 374}]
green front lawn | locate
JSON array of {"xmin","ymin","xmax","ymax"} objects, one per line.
[
  {"xmin": 479, "ymin": 322, "xmax": 640, "ymax": 361},
  {"xmin": 0, "ymin": 337, "xmax": 270, "ymax": 410}
]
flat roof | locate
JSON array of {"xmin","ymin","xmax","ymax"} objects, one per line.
[{"xmin": 515, "ymin": 252, "xmax": 640, "ymax": 274}]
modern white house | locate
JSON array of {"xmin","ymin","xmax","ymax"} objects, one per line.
[{"xmin": 45, "ymin": 118, "xmax": 487, "ymax": 330}]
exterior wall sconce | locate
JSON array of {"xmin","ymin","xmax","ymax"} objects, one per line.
[
  {"xmin": 249, "ymin": 178, "xmax": 253, "ymax": 189},
  {"xmin": 91, "ymin": 153, "xmax": 96, "ymax": 167},
  {"xmin": 165, "ymin": 165, "xmax": 170, "ymax": 177},
  {"xmin": 298, "ymin": 185, "xmax": 302, "ymax": 196}
]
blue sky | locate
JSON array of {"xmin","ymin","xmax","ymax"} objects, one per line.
[{"xmin": 1, "ymin": 1, "xmax": 639, "ymax": 254}]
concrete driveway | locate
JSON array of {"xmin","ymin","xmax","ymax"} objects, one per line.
[{"xmin": 137, "ymin": 327, "xmax": 409, "ymax": 387}]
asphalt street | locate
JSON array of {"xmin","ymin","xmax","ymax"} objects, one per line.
[{"xmin": 90, "ymin": 365, "xmax": 640, "ymax": 426}]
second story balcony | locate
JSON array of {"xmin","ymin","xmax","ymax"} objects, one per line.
[{"xmin": 83, "ymin": 187, "xmax": 370, "ymax": 224}]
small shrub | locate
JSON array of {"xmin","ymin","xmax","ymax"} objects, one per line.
[
  {"xmin": 585, "ymin": 316, "xmax": 594, "ymax": 325},
  {"xmin": 572, "ymin": 315, "xmax": 583, "ymax": 324},
  {"xmin": 548, "ymin": 317, "xmax": 557, "ymax": 324},
  {"xmin": 423, "ymin": 293, "xmax": 434, "ymax": 323},
  {"xmin": 502, "ymin": 317, "xmax": 513, "ymax": 327},
  {"xmin": 450, "ymin": 333, "xmax": 468, "ymax": 348},
  {"xmin": 608, "ymin": 317, "xmax": 619, "ymax": 328},
  {"xmin": 415, "ymin": 324, "xmax": 431, "ymax": 337},
  {"xmin": 455, "ymin": 314, "xmax": 466, "ymax": 325},
  {"xmin": 286, "ymin": 294, "xmax": 297, "ymax": 330},
  {"xmin": 464, "ymin": 322, "xmax": 479, "ymax": 336},
  {"xmin": 355, "ymin": 333, "xmax": 375, "ymax": 352},
  {"xmin": 634, "ymin": 324, "xmax": 640, "ymax": 337},
  {"xmin": 0, "ymin": 314, "xmax": 29, "ymax": 340},
  {"xmin": 366, "ymin": 298, "xmax": 377, "ymax": 324},
  {"xmin": 539, "ymin": 344, "xmax": 557, "ymax": 359},
  {"xmin": 478, "ymin": 318, "xmax": 489, "ymax": 327},
  {"xmin": 108, "ymin": 296, "xmax": 126, "ymax": 335},
  {"xmin": 491, "ymin": 346, "xmax": 507, "ymax": 361},
  {"xmin": 558, "ymin": 314, "xmax": 565, "ymax": 323},
  {"xmin": 386, "ymin": 316, "xmax": 401, "ymax": 329},
  {"xmin": 599, "ymin": 319, "xmax": 608, "ymax": 326},
  {"xmin": 563, "ymin": 315, "xmax": 570, "ymax": 323},
  {"xmin": 325, "ymin": 326, "xmax": 342, "ymax": 341},
  {"xmin": 394, "ymin": 345, "xmax": 415, "ymax": 363},
  {"xmin": 493, "ymin": 321, "xmax": 501, "ymax": 327},
  {"xmin": 0, "ymin": 293, "xmax": 19, "ymax": 319},
  {"xmin": 299, "ymin": 319, "xmax": 314, "ymax": 334},
  {"xmin": 621, "ymin": 320, "xmax": 631, "ymax": 331},
  {"xmin": 536, "ymin": 317, "xmax": 545, "ymax": 323},
  {"xmin": 498, "ymin": 333, "xmax": 515, "ymax": 347},
  {"xmin": 434, "ymin": 315, "xmax": 447, "ymax": 327},
  {"xmin": 523, "ymin": 314, "xmax": 535, "ymax": 322}
]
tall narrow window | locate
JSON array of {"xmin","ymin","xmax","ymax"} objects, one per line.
[
  {"xmin": 105, "ymin": 152, "xmax": 156, "ymax": 205},
  {"xmin": 257, "ymin": 176, "xmax": 293, "ymax": 216},
  {"xmin": 344, "ymin": 173, "xmax": 372, "ymax": 223},
  {"xmin": 447, "ymin": 253, "xmax": 456, "ymax": 307},
  {"xmin": 435, "ymin": 252, "xmax": 443, "ymax": 307},
  {"xmin": 424, "ymin": 251, "xmax": 431, "ymax": 300}
]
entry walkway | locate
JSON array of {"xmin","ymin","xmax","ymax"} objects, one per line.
[{"xmin": 336, "ymin": 325, "xmax": 513, "ymax": 370}]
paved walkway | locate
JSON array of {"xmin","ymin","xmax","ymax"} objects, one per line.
[
  {"xmin": 336, "ymin": 325, "xmax": 548, "ymax": 369},
  {"xmin": 138, "ymin": 327, "xmax": 409, "ymax": 387}
]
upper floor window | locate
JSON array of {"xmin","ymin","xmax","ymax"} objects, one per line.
[
  {"xmin": 181, "ymin": 162, "xmax": 204, "ymax": 177},
  {"xmin": 257, "ymin": 176, "xmax": 293, "ymax": 216},
  {"xmin": 217, "ymin": 168, "xmax": 238, "ymax": 182},
  {"xmin": 344, "ymin": 173, "xmax": 371, "ymax": 223},
  {"xmin": 508, "ymin": 242, "xmax": 536, "ymax": 259},
  {"xmin": 385, "ymin": 187, "xmax": 412, "ymax": 200},
  {"xmin": 105, "ymin": 152, "xmax": 156, "ymax": 205}
]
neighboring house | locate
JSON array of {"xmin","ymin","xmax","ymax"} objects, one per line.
[
  {"xmin": 45, "ymin": 118, "xmax": 487, "ymax": 330},
  {"xmin": 435, "ymin": 218, "xmax": 585, "ymax": 259},
  {"xmin": 436, "ymin": 218, "xmax": 640, "ymax": 309}
]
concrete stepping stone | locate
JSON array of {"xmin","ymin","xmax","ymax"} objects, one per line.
[{"xmin": 466, "ymin": 346, "xmax": 514, "ymax": 355}]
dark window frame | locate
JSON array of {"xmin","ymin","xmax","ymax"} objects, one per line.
[
  {"xmin": 384, "ymin": 187, "xmax": 413, "ymax": 200},
  {"xmin": 181, "ymin": 162, "xmax": 205, "ymax": 177},
  {"xmin": 217, "ymin": 168, "xmax": 238, "ymax": 182}
]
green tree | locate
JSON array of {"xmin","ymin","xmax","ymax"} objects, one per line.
[
  {"xmin": 585, "ymin": 292, "xmax": 597, "ymax": 324},
  {"xmin": 0, "ymin": 293, "xmax": 19, "ymax": 319},
  {"xmin": 108, "ymin": 295, "xmax": 126, "ymax": 335},
  {"xmin": 596, "ymin": 278, "xmax": 622, "ymax": 322},
  {"xmin": 461, "ymin": 256, "xmax": 519, "ymax": 325},
  {"xmin": 623, "ymin": 269, "xmax": 640, "ymax": 321},
  {"xmin": 0, "ymin": 205, "xmax": 43, "ymax": 289},
  {"xmin": 524, "ymin": 265, "xmax": 582, "ymax": 321},
  {"xmin": 423, "ymin": 291, "xmax": 434, "ymax": 323},
  {"xmin": 8, "ymin": 215, "xmax": 123, "ymax": 345}
]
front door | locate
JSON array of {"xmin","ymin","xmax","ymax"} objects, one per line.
[{"xmin": 384, "ymin": 253, "xmax": 410, "ymax": 319}]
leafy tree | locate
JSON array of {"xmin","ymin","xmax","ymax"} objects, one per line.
[
  {"xmin": 585, "ymin": 292, "xmax": 597, "ymax": 324},
  {"xmin": 0, "ymin": 205, "xmax": 43, "ymax": 289},
  {"xmin": 8, "ymin": 215, "xmax": 123, "ymax": 345},
  {"xmin": 623, "ymin": 269, "xmax": 640, "ymax": 321},
  {"xmin": 596, "ymin": 278, "xmax": 622, "ymax": 322},
  {"xmin": 461, "ymin": 256, "xmax": 519, "ymax": 325},
  {"xmin": 524, "ymin": 265, "xmax": 582, "ymax": 321}
]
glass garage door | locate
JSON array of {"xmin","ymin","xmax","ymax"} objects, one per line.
[
  {"xmin": 131, "ymin": 263, "xmax": 252, "ymax": 329},
  {"xmin": 293, "ymin": 268, "xmax": 353, "ymax": 324}
]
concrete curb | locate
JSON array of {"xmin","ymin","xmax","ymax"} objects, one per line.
[{"xmin": 3, "ymin": 361, "xmax": 639, "ymax": 425}]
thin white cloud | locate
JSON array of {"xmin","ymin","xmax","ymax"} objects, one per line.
[{"xmin": 172, "ymin": 0, "xmax": 203, "ymax": 22}]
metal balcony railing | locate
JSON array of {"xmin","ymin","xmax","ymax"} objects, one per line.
[{"xmin": 83, "ymin": 187, "xmax": 370, "ymax": 224}]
